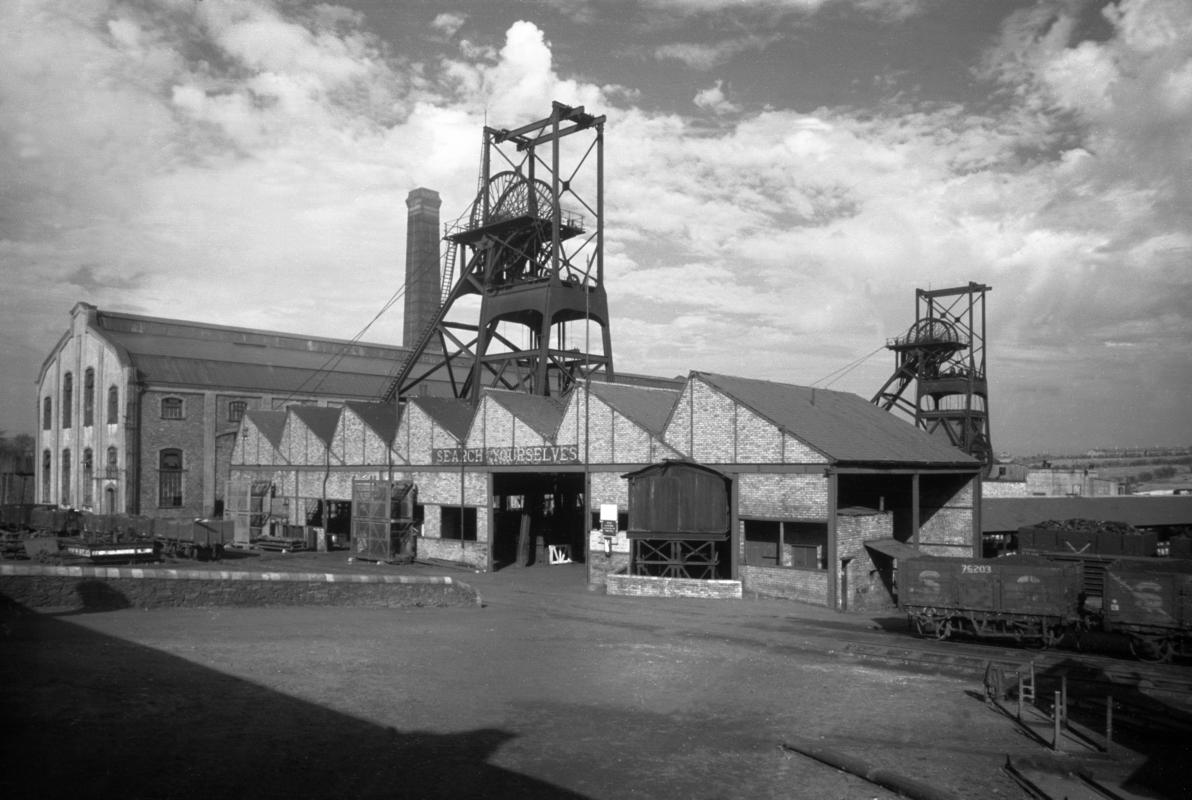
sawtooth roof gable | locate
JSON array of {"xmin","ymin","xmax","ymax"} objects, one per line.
[
  {"xmin": 484, "ymin": 390, "xmax": 566, "ymax": 441},
  {"xmin": 408, "ymin": 396, "xmax": 474, "ymax": 441},
  {"xmin": 289, "ymin": 406, "xmax": 343, "ymax": 446},
  {"xmin": 589, "ymin": 382, "xmax": 680, "ymax": 437},
  {"xmin": 344, "ymin": 401, "xmax": 399, "ymax": 444}
]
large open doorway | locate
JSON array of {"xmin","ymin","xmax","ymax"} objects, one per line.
[{"xmin": 491, "ymin": 472, "xmax": 586, "ymax": 570}]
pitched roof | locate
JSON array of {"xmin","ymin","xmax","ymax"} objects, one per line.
[
  {"xmin": 289, "ymin": 406, "xmax": 342, "ymax": 446},
  {"xmin": 697, "ymin": 372, "xmax": 979, "ymax": 467},
  {"xmin": 344, "ymin": 401, "xmax": 399, "ymax": 444},
  {"xmin": 245, "ymin": 410, "xmax": 287, "ymax": 448},
  {"xmin": 485, "ymin": 390, "xmax": 566, "ymax": 440},
  {"xmin": 589, "ymin": 382, "xmax": 680, "ymax": 437},
  {"xmin": 90, "ymin": 308, "xmax": 407, "ymax": 399},
  {"xmin": 982, "ymin": 496, "xmax": 1192, "ymax": 533},
  {"xmin": 408, "ymin": 396, "xmax": 475, "ymax": 441}
]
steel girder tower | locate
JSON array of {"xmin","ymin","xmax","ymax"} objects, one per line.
[
  {"xmin": 382, "ymin": 102, "xmax": 613, "ymax": 404},
  {"xmin": 871, "ymin": 282, "xmax": 993, "ymax": 466}
]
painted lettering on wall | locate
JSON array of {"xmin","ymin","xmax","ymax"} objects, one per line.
[{"xmin": 431, "ymin": 445, "xmax": 581, "ymax": 466}]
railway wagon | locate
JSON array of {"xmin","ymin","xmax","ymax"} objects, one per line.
[
  {"xmin": 1102, "ymin": 558, "xmax": 1192, "ymax": 661},
  {"xmin": 901, "ymin": 555, "xmax": 1083, "ymax": 645}
]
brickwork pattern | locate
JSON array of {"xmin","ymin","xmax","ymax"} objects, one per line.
[
  {"xmin": 740, "ymin": 564, "xmax": 829, "ymax": 605},
  {"xmin": 416, "ymin": 536, "xmax": 488, "ymax": 569},
  {"xmin": 0, "ymin": 564, "xmax": 480, "ymax": 609},
  {"xmin": 606, "ymin": 572, "xmax": 742, "ymax": 599},
  {"xmin": 737, "ymin": 473, "xmax": 829, "ymax": 519},
  {"xmin": 139, "ymin": 390, "xmax": 207, "ymax": 519},
  {"xmin": 835, "ymin": 511, "xmax": 897, "ymax": 612}
]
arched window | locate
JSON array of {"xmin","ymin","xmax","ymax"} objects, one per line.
[
  {"xmin": 161, "ymin": 397, "xmax": 183, "ymax": 420},
  {"xmin": 107, "ymin": 385, "xmax": 119, "ymax": 424},
  {"xmin": 61, "ymin": 448, "xmax": 71, "ymax": 506},
  {"xmin": 83, "ymin": 448, "xmax": 94, "ymax": 506},
  {"xmin": 158, "ymin": 448, "xmax": 183, "ymax": 507},
  {"xmin": 41, "ymin": 450, "xmax": 51, "ymax": 503},
  {"xmin": 83, "ymin": 368, "xmax": 95, "ymax": 427},
  {"xmin": 62, "ymin": 373, "xmax": 72, "ymax": 428},
  {"xmin": 106, "ymin": 446, "xmax": 119, "ymax": 479},
  {"xmin": 43, "ymin": 397, "xmax": 52, "ymax": 431}
]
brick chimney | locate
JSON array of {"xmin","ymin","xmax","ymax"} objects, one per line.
[{"xmin": 403, "ymin": 188, "xmax": 442, "ymax": 348}]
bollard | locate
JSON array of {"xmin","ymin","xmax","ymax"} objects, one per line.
[
  {"xmin": 1053, "ymin": 691, "xmax": 1062, "ymax": 750},
  {"xmin": 1106, "ymin": 697, "xmax": 1114, "ymax": 755},
  {"xmin": 1060, "ymin": 674, "xmax": 1068, "ymax": 727}
]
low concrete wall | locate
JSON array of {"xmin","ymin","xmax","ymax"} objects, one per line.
[
  {"xmin": 0, "ymin": 564, "xmax": 481, "ymax": 611},
  {"xmin": 606, "ymin": 571, "xmax": 742, "ymax": 599}
]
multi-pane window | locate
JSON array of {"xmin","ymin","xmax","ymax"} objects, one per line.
[
  {"xmin": 106, "ymin": 446, "xmax": 119, "ymax": 479},
  {"xmin": 43, "ymin": 397, "xmax": 52, "ymax": 431},
  {"xmin": 158, "ymin": 449, "xmax": 183, "ymax": 507},
  {"xmin": 61, "ymin": 448, "xmax": 71, "ymax": 506},
  {"xmin": 83, "ymin": 368, "xmax": 94, "ymax": 427},
  {"xmin": 161, "ymin": 397, "xmax": 183, "ymax": 420},
  {"xmin": 107, "ymin": 386, "xmax": 119, "ymax": 424},
  {"xmin": 228, "ymin": 400, "xmax": 247, "ymax": 423},
  {"xmin": 82, "ymin": 448, "xmax": 94, "ymax": 506},
  {"xmin": 62, "ymin": 373, "xmax": 72, "ymax": 428},
  {"xmin": 440, "ymin": 506, "xmax": 478, "ymax": 541},
  {"xmin": 742, "ymin": 519, "xmax": 828, "ymax": 570}
]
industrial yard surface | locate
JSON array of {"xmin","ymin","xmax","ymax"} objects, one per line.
[{"xmin": 2, "ymin": 555, "xmax": 1186, "ymax": 799}]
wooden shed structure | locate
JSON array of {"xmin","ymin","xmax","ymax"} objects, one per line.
[{"xmin": 624, "ymin": 460, "xmax": 732, "ymax": 579}]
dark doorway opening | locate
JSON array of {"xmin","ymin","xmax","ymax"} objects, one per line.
[{"xmin": 491, "ymin": 472, "xmax": 585, "ymax": 570}]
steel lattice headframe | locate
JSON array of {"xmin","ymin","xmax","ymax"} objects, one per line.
[
  {"xmin": 383, "ymin": 101, "xmax": 613, "ymax": 404},
  {"xmin": 872, "ymin": 282, "xmax": 993, "ymax": 467}
]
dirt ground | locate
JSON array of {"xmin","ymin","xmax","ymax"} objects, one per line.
[{"xmin": 1, "ymin": 555, "xmax": 1186, "ymax": 799}]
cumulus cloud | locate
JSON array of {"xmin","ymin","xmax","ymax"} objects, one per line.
[
  {"xmin": 693, "ymin": 80, "xmax": 740, "ymax": 114},
  {"xmin": 1, "ymin": 0, "xmax": 1189, "ymax": 450},
  {"xmin": 655, "ymin": 34, "xmax": 783, "ymax": 70}
]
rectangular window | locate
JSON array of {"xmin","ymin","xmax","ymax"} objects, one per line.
[
  {"xmin": 440, "ymin": 506, "xmax": 477, "ymax": 541},
  {"xmin": 161, "ymin": 397, "xmax": 183, "ymax": 420},
  {"xmin": 158, "ymin": 449, "xmax": 183, "ymax": 507},
  {"xmin": 228, "ymin": 400, "xmax": 247, "ymax": 423},
  {"xmin": 742, "ymin": 519, "xmax": 827, "ymax": 570}
]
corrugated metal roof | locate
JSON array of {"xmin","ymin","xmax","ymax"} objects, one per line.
[
  {"xmin": 344, "ymin": 401, "xmax": 399, "ymax": 444},
  {"xmin": 131, "ymin": 355, "xmax": 389, "ymax": 397},
  {"xmin": 698, "ymin": 372, "xmax": 979, "ymax": 466},
  {"xmin": 589, "ymin": 382, "xmax": 680, "ymax": 436},
  {"xmin": 89, "ymin": 309, "xmax": 405, "ymax": 399},
  {"xmin": 408, "ymin": 396, "xmax": 475, "ymax": 441},
  {"xmin": 245, "ymin": 410, "xmax": 287, "ymax": 448},
  {"xmin": 486, "ymin": 390, "xmax": 566, "ymax": 441},
  {"xmin": 289, "ymin": 406, "xmax": 342, "ymax": 446},
  {"xmin": 982, "ymin": 496, "xmax": 1192, "ymax": 533}
]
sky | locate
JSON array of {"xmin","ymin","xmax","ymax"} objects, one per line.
[{"xmin": 1, "ymin": 0, "xmax": 1190, "ymax": 457}]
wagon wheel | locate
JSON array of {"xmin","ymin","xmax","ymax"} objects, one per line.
[
  {"xmin": 1130, "ymin": 636, "xmax": 1173, "ymax": 663},
  {"xmin": 911, "ymin": 614, "xmax": 930, "ymax": 637},
  {"xmin": 935, "ymin": 619, "xmax": 952, "ymax": 641}
]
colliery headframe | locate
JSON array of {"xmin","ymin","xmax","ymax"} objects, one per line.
[
  {"xmin": 871, "ymin": 282, "xmax": 993, "ymax": 468},
  {"xmin": 383, "ymin": 101, "xmax": 612, "ymax": 405}
]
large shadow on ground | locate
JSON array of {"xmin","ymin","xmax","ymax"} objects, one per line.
[
  {"xmin": 0, "ymin": 597, "xmax": 588, "ymax": 800},
  {"xmin": 1034, "ymin": 656, "xmax": 1192, "ymax": 799}
]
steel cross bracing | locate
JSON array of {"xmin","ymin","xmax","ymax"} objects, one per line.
[
  {"xmin": 871, "ymin": 282, "xmax": 993, "ymax": 466},
  {"xmin": 382, "ymin": 101, "xmax": 614, "ymax": 404}
]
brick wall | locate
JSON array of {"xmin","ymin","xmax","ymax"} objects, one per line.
[
  {"xmin": 0, "ymin": 564, "xmax": 480, "ymax": 610},
  {"xmin": 739, "ymin": 565, "xmax": 828, "ymax": 605},
  {"xmin": 139, "ymin": 390, "xmax": 207, "ymax": 519},
  {"xmin": 737, "ymin": 473, "xmax": 829, "ymax": 519},
  {"xmin": 606, "ymin": 571, "xmax": 742, "ymax": 599},
  {"xmin": 836, "ymin": 510, "xmax": 896, "ymax": 612}
]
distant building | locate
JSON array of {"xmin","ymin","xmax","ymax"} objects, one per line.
[
  {"xmin": 34, "ymin": 302, "xmax": 431, "ymax": 518},
  {"xmin": 984, "ymin": 467, "xmax": 1122, "ymax": 498}
]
